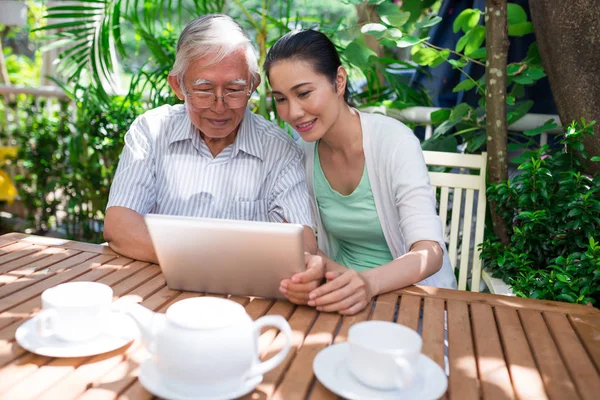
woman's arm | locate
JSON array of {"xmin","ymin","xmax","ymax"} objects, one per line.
[{"xmin": 306, "ymin": 240, "xmax": 443, "ymax": 315}]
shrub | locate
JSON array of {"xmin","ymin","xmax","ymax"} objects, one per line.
[{"xmin": 480, "ymin": 120, "xmax": 600, "ymax": 305}]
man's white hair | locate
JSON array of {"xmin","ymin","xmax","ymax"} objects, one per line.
[{"xmin": 170, "ymin": 14, "xmax": 259, "ymax": 88}]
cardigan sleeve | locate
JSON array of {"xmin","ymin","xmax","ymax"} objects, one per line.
[{"xmin": 389, "ymin": 132, "xmax": 444, "ymax": 250}]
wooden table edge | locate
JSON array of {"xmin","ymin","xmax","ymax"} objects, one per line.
[{"xmin": 396, "ymin": 285, "xmax": 600, "ymax": 317}]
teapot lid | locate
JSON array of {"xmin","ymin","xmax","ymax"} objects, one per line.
[{"xmin": 166, "ymin": 297, "xmax": 247, "ymax": 329}]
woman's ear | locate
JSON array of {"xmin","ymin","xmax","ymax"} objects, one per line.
[{"xmin": 336, "ymin": 66, "xmax": 348, "ymax": 97}]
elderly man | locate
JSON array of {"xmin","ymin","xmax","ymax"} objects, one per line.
[{"xmin": 104, "ymin": 14, "xmax": 315, "ymax": 263}]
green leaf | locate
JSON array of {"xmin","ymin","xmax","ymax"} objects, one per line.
[
  {"xmin": 568, "ymin": 208, "xmax": 583, "ymax": 217},
  {"xmin": 453, "ymin": 79, "xmax": 477, "ymax": 92},
  {"xmin": 509, "ymin": 22, "xmax": 534, "ymax": 36},
  {"xmin": 412, "ymin": 47, "xmax": 440, "ymax": 66},
  {"xmin": 557, "ymin": 293, "xmax": 577, "ymax": 303},
  {"xmin": 382, "ymin": 28, "xmax": 404, "ymax": 41},
  {"xmin": 401, "ymin": 0, "xmax": 424, "ymax": 24},
  {"xmin": 453, "ymin": 9, "xmax": 481, "ymax": 33},
  {"xmin": 343, "ymin": 40, "xmax": 377, "ymax": 69},
  {"xmin": 415, "ymin": 16, "xmax": 442, "ymax": 30},
  {"xmin": 430, "ymin": 109, "xmax": 451, "ymax": 125},
  {"xmin": 465, "ymin": 26, "xmax": 486, "ymax": 56},
  {"xmin": 523, "ymin": 120, "xmax": 559, "ymax": 137},
  {"xmin": 448, "ymin": 58, "xmax": 469, "ymax": 68},
  {"xmin": 361, "ymin": 23, "xmax": 387, "ymax": 39},
  {"xmin": 507, "ymin": 101, "xmax": 534, "ymax": 125},
  {"xmin": 395, "ymin": 35, "xmax": 426, "ymax": 48},
  {"xmin": 450, "ymin": 103, "xmax": 472, "ymax": 121},
  {"xmin": 591, "ymin": 156, "xmax": 600, "ymax": 162},
  {"xmin": 468, "ymin": 47, "xmax": 486, "ymax": 59},
  {"xmin": 556, "ymin": 274, "xmax": 570, "ymax": 283},
  {"xmin": 507, "ymin": 3, "xmax": 528, "ymax": 25},
  {"xmin": 456, "ymin": 33, "xmax": 469, "ymax": 53},
  {"xmin": 377, "ymin": 3, "xmax": 411, "ymax": 27},
  {"xmin": 430, "ymin": 50, "xmax": 450, "ymax": 67}
]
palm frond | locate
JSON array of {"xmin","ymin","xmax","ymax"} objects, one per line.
[{"xmin": 37, "ymin": 0, "xmax": 122, "ymax": 97}]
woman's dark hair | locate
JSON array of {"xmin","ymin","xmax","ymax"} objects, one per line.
[{"xmin": 264, "ymin": 30, "xmax": 350, "ymax": 101}]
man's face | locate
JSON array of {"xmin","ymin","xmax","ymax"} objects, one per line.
[{"xmin": 170, "ymin": 50, "xmax": 254, "ymax": 140}]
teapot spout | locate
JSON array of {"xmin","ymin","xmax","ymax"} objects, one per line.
[{"xmin": 116, "ymin": 301, "xmax": 165, "ymax": 353}]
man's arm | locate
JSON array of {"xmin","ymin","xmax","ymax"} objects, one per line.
[{"xmin": 104, "ymin": 206, "xmax": 158, "ymax": 263}]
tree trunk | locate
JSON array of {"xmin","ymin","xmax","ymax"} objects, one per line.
[
  {"xmin": 485, "ymin": 0, "xmax": 511, "ymax": 245},
  {"xmin": 530, "ymin": 0, "xmax": 600, "ymax": 173},
  {"xmin": 355, "ymin": 3, "xmax": 385, "ymax": 86}
]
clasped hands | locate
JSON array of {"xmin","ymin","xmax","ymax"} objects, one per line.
[{"xmin": 279, "ymin": 253, "xmax": 374, "ymax": 315}]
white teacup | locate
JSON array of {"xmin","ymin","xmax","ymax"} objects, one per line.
[
  {"xmin": 38, "ymin": 282, "xmax": 114, "ymax": 342},
  {"xmin": 347, "ymin": 321, "xmax": 422, "ymax": 390}
]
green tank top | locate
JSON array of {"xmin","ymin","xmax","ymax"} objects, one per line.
[{"xmin": 314, "ymin": 143, "xmax": 394, "ymax": 272}]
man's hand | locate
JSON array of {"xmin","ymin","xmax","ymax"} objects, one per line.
[
  {"xmin": 279, "ymin": 253, "xmax": 325, "ymax": 304},
  {"xmin": 307, "ymin": 269, "xmax": 375, "ymax": 315}
]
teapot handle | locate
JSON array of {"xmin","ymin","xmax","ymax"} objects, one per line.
[{"xmin": 247, "ymin": 315, "xmax": 292, "ymax": 378}]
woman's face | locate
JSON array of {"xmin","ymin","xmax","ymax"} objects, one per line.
[{"xmin": 268, "ymin": 60, "xmax": 345, "ymax": 142}]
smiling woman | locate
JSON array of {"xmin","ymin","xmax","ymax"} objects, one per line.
[{"xmin": 264, "ymin": 30, "xmax": 457, "ymax": 316}]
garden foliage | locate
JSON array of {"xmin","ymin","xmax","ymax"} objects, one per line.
[{"xmin": 481, "ymin": 120, "xmax": 600, "ymax": 304}]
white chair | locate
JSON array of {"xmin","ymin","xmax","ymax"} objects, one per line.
[{"xmin": 422, "ymin": 150, "xmax": 512, "ymax": 295}]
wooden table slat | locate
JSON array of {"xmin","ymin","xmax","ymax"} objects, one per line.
[
  {"xmin": 275, "ymin": 312, "xmax": 342, "ymax": 400},
  {"xmin": 397, "ymin": 294, "xmax": 421, "ymax": 331},
  {"xmin": 371, "ymin": 292, "xmax": 397, "ymax": 321},
  {"xmin": 0, "ymin": 250, "xmax": 93, "ymax": 299},
  {"xmin": 0, "ymin": 245, "xmax": 61, "ymax": 276},
  {"xmin": 494, "ymin": 306, "xmax": 547, "ymax": 400},
  {"xmin": 0, "ymin": 243, "xmax": 46, "ymax": 265},
  {"xmin": 331, "ymin": 301, "xmax": 372, "ymax": 344},
  {"xmin": 470, "ymin": 303, "xmax": 514, "ymax": 400},
  {"xmin": 421, "ymin": 297, "xmax": 446, "ymax": 371},
  {"xmin": 0, "ymin": 254, "xmax": 118, "ymax": 314},
  {"xmin": 245, "ymin": 306, "xmax": 318, "ymax": 400},
  {"xmin": 544, "ymin": 312, "xmax": 600, "ymax": 400},
  {"xmin": 0, "ymin": 352, "xmax": 51, "ymax": 395},
  {"xmin": 447, "ymin": 300, "xmax": 479, "ymax": 400},
  {"xmin": 400, "ymin": 286, "xmax": 600, "ymax": 317},
  {"xmin": 519, "ymin": 309, "xmax": 580, "ymax": 400},
  {"xmin": 569, "ymin": 314, "xmax": 600, "ymax": 373}
]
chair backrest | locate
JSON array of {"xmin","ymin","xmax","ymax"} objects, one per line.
[{"xmin": 422, "ymin": 151, "xmax": 487, "ymax": 291}]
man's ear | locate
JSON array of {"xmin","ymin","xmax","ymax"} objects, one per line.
[
  {"xmin": 336, "ymin": 66, "xmax": 347, "ymax": 97},
  {"xmin": 251, "ymin": 74, "xmax": 262, "ymax": 92},
  {"xmin": 168, "ymin": 74, "xmax": 185, "ymax": 101}
]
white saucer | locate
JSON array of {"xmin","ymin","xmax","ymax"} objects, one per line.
[
  {"xmin": 313, "ymin": 343, "xmax": 448, "ymax": 400},
  {"xmin": 15, "ymin": 312, "xmax": 138, "ymax": 358},
  {"xmin": 139, "ymin": 359, "xmax": 263, "ymax": 400}
]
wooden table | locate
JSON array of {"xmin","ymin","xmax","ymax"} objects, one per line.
[{"xmin": 0, "ymin": 232, "xmax": 599, "ymax": 400}]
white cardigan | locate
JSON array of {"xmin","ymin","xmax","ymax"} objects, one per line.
[{"xmin": 299, "ymin": 111, "xmax": 457, "ymax": 289}]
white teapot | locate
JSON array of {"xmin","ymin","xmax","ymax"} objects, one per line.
[{"xmin": 121, "ymin": 297, "xmax": 292, "ymax": 394}]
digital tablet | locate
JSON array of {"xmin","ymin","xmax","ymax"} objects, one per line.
[{"xmin": 145, "ymin": 214, "xmax": 305, "ymax": 299}]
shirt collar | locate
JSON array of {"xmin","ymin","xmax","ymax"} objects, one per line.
[
  {"xmin": 167, "ymin": 107, "xmax": 197, "ymax": 146},
  {"xmin": 167, "ymin": 107, "xmax": 264, "ymax": 160},
  {"xmin": 231, "ymin": 108, "xmax": 264, "ymax": 160}
]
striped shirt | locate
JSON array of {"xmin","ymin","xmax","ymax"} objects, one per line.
[{"xmin": 106, "ymin": 104, "xmax": 312, "ymax": 227}]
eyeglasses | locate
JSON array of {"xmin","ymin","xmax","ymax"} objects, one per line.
[{"xmin": 181, "ymin": 87, "xmax": 251, "ymax": 109}]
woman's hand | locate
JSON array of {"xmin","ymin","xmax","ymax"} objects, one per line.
[
  {"xmin": 279, "ymin": 253, "xmax": 325, "ymax": 304},
  {"xmin": 307, "ymin": 269, "xmax": 375, "ymax": 315}
]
